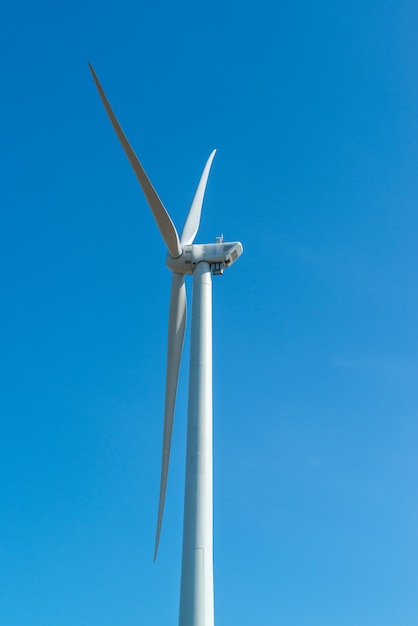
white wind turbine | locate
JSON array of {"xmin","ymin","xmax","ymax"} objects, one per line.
[{"xmin": 89, "ymin": 64, "xmax": 243, "ymax": 626}]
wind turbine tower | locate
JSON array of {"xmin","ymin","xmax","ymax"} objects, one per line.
[{"xmin": 89, "ymin": 64, "xmax": 243, "ymax": 626}]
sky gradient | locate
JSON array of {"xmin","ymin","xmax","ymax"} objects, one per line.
[{"xmin": 1, "ymin": 0, "xmax": 417, "ymax": 624}]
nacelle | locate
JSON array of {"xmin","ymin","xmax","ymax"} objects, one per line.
[{"xmin": 166, "ymin": 241, "xmax": 243, "ymax": 275}]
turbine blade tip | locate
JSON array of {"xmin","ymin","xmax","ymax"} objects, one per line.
[{"xmin": 88, "ymin": 62, "xmax": 97, "ymax": 79}]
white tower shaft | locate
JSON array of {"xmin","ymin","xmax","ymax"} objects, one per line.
[{"xmin": 179, "ymin": 262, "xmax": 214, "ymax": 626}]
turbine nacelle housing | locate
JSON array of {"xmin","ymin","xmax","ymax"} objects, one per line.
[{"xmin": 166, "ymin": 241, "xmax": 243, "ymax": 275}]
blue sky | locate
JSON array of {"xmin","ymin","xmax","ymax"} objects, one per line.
[{"xmin": 1, "ymin": 0, "xmax": 417, "ymax": 624}]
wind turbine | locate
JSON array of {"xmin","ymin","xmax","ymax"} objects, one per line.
[{"xmin": 89, "ymin": 63, "xmax": 243, "ymax": 626}]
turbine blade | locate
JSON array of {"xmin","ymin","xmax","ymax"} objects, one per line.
[
  {"xmin": 180, "ymin": 150, "xmax": 216, "ymax": 246},
  {"xmin": 154, "ymin": 272, "xmax": 187, "ymax": 561},
  {"xmin": 88, "ymin": 63, "xmax": 182, "ymax": 259}
]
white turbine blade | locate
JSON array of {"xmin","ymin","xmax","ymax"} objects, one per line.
[
  {"xmin": 88, "ymin": 63, "xmax": 182, "ymax": 259},
  {"xmin": 180, "ymin": 150, "xmax": 216, "ymax": 246},
  {"xmin": 154, "ymin": 272, "xmax": 187, "ymax": 561}
]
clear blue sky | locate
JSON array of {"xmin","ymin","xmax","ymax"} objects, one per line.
[{"xmin": 1, "ymin": 0, "xmax": 417, "ymax": 624}]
